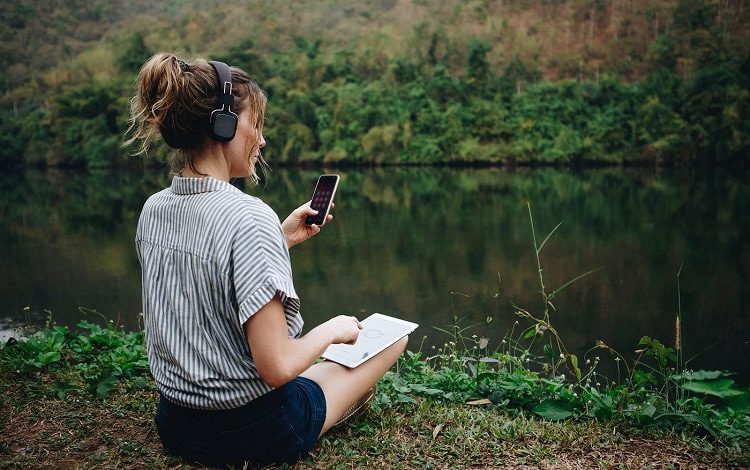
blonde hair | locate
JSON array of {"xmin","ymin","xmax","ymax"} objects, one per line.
[{"xmin": 125, "ymin": 52, "xmax": 267, "ymax": 179}]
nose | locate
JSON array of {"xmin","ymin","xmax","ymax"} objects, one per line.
[{"xmin": 259, "ymin": 134, "xmax": 266, "ymax": 149}]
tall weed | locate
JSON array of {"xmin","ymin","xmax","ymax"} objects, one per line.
[{"xmin": 379, "ymin": 204, "xmax": 750, "ymax": 443}]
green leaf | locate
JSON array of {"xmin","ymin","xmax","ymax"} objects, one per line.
[
  {"xmin": 477, "ymin": 372, "xmax": 497, "ymax": 382},
  {"xmin": 533, "ymin": 400, "xmax": 573, "ymax": 421},
  {"xmin": 566, "ymin": 354, "xmax": 582, "ymax": 381},
  {"xmin": 95, "ymin": 375, "xmax": 119, "ymax": 397},
  {"xmin": 587, "ymin": 387, "xmax": 613, "ymax": 407},
  {"xmin": 52, "ymin": 379, "xmax": 78, "ymax": 399},
  {"xmin": 37, "ymin": 351, "xmax": 61, "ymax": 366},
  {"xmin": 673, "ymin": 370, "xmax": 729, "ymax": 381},
  {"xmin": 409, "ymin": 384, "xmax": 444, "ymax": 396},
  {"xmin": 536, "ymin": 220, "xmax": 564, "ymax": 254},
  {"xmin": 378, "ymin": 394, "xmax": 392, "ymax": 406},
  {"xmin": 24, "ymin": 359, "xmax": 43, "ymax": 369},
  {"xmin": 393, "ymin": 384, "xmax": 410, "ymax": 394},
  {"xmin": 681, "ymin": 379, "xmax": 745, "ymax": 399},
  {"xmin": 396, "ymin": 393, "xmax": 416, "ymax": 404},
  {"xmin": 548, "ymin": 268, "xmax": 601, "ymax": 301},
  {"xmin": 128, "ymin": 376, "xmax": 150, "ymax": 390},
  {"xmin": 443, "ymin": 392, "xmax": 458, "ymax": 402},
  {"xmin": 522, "ymin": 328, "xmax": 536, "ymax": 340},
  {"xmin": 640, "ymin": 404, "xmax": 656, "ymax": 418},
  {"xmin": 541, "ymin": 379, "xmax": 564, "ymax": 390},
  {"xmin": 543, "ymin": 344, "xmax": 553, "ymax": 359},
  {"xmin": 724, "ymin": 391, "xmax": 750, "ymax": 412},
  {"xmin": 655, "ymin": 413, "xmax": 717, "ymax": 438}
]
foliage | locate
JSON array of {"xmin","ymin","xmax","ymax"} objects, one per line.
[
  {"xmin": 114, "ymin": 32, "xmax": 153, "ymax": 74},
  {"xmin": 4, "ymin": 311, "xmax": 746, "ymax": 443},
  {"xmin": 0, "ymin": 317, "xmax": 150, "ymax": 399},
  {"xmin": 1, "ymin": 0, "xmax": 749, "ymax": 167},
  {"xmin": 1, "ymin": 388, "xmax": 745, "ymax": 468},
  {"xmin": 376, "ymin": 330, "xmax": 750, "ymax": 443},
  {"xmin": 374, "ymin": 206, "xmax": 750, "ymax": 444}
]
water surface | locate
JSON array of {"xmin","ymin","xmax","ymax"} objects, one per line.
[{"xmin": 1, "ymin": 167, "xmax": 748, "ymax": 383}]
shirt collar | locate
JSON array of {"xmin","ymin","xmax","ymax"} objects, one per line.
[{"xmin": 170, "ymin": 176, "xmax": 243, "ymax": 195}]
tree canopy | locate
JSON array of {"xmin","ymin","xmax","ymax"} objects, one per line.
[{"xmin": 1, "ymin": 0, "xmax": 748, "ymax": 167}]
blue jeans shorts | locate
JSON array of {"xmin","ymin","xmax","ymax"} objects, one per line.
[{"xmin": 154, "ymin": 377, "xmax": 327, "ymax": 467}]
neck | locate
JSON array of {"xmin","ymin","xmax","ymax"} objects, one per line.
[{"xmin": 180, "ymin": 146, "xmax": 230, "ymax": 181}]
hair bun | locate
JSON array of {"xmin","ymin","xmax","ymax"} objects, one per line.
[{"xmin": 125, "ymin": 51, "xmax": 266, "ymax": 174}]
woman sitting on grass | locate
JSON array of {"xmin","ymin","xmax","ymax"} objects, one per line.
[{"xmin": 126, "ymin": 52, "xmax": 408, "ymax": 467}]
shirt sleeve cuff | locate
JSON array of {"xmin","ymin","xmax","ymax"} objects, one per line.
[{"xmin": 238, "ymin": 276, "xmax": 300, "ymax": 325}]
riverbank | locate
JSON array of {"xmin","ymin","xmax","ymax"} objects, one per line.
[
  {"xmin": 1, "ymin": 320, "xmax": 749, "ymax": 468},
  {"xmin": 1, "ymin": 379, "xmax": 745, "ymax": 469}
]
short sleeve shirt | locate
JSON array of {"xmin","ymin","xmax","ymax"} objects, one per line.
[{"xmin": 135, "ymin": 176, "xmax": 303, "ymax": 410}]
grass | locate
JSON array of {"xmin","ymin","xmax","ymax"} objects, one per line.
[
  {"xmin": 1, "ymin": 316, "xmax": 748, "ymax": 469},
  {"xmin": 2, "ymin": 204, "xmax": 749, "ymax": 468},
  {"xmin": 0, "ymin": 373, "xmax": 745, "ymax": 469}
]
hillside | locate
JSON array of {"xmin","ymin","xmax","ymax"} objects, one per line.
[{"xmin": 1, "ymin": 0, "xmax": 749, "ymax": 166}]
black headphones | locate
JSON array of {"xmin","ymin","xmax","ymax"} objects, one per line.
[{"xmin": 207, "ymin": 61, "xmax": 238, "ymax": 142}]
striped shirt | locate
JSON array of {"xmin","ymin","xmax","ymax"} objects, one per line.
[{"xmin": 136, "ymin": 176, "xmax": 303, "ymax": 410}]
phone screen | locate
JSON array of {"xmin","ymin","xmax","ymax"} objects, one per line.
[{"xmin": 305, "ymin": 174, "xmax": 339, "ymax": 226}]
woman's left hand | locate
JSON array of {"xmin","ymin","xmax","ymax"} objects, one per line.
[{"xmin": 282, "ymin": 202, "xmax": 334, "ymax": 248}]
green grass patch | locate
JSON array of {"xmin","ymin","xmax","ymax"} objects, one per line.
[{"xmin": 1, "ymin": 310, "xmax": 748, "ymax": 468}]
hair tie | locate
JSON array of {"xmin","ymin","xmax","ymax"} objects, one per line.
[{"xmin": 176, "ymin": 59, "xmax": 188, "ymax": 72}]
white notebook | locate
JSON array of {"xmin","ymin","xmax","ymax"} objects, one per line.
[{"xmin": 321, "ymin": 313, "xmax": 418, "ymax": 368}]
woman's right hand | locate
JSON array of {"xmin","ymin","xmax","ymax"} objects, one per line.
[{"xmin": 325, "ymin": 315, "xmax": 363, "ymax": 345}]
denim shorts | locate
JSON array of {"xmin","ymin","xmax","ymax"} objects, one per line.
[{"xmin": 154, "ymin": 377, "xmax": 327, "ymax": 467}]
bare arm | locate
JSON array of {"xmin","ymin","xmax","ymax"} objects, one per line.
[{"xmin": 244, "ymin": 295, "xmax": 362, "ymax": 388}]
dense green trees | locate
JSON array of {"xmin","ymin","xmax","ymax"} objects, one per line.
[{"xmin": 0, "ymin": 0, "xmax": 748, "ymax": 167}]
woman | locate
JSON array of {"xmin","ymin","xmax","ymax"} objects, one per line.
[{"xmin": 126, "ymin": 52, "xmax": 408, "ymax": 467}]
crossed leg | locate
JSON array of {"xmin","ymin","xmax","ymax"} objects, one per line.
[{"xmin": 300, "ymin": 335, "xmax": 409, "ymax": 436}]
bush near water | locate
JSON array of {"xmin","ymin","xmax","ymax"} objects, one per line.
[{"xmin": 1, "ymin": 317, "xmax": 748, "ymax": 447}]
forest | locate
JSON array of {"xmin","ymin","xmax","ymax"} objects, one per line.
[{"xmin": 0, "ymin": 0, "xmax": 748, "ymax": 167}]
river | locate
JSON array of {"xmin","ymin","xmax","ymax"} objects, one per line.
[{"xmin": 1, "ymin": 166, "xmax": 748, "ymax": 384}]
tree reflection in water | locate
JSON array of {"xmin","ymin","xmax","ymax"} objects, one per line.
[{"xmin": 1, "ymin": 166, "xmax": 748, "ymax": 383}]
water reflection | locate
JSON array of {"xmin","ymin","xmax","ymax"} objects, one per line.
[{"xmin": 1, "ymin": 167, "xmax": 748, "ymax": 383}]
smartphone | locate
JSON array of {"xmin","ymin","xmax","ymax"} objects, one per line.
[{"xmin": 304, "ymin": 174, "xmax": 340, "ymax": 226}]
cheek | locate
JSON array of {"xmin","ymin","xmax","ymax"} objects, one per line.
[{"xmin": 249, "ymin": 132, "xmax": 260, "ymax": 151}]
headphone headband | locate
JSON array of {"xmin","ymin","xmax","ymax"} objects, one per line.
[{"xmin": 209, "ymin": 61, "xmax": 233, "ymax": 110}]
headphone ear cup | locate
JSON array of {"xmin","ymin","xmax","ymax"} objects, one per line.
[
  {"xmin": 209, "ymin": 109, "xmax": 238, "ymax": 142},
  {"xmin": 207, "ymin": 61, "xmax": 238, "ymax": 142}
]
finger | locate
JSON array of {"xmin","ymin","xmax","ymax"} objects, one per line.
[
  {"xmin": 301, "ymin": 201, "xmax": 318, "ymax": 215},
  {"xmin": 325, "ymin": 213, "xmax": 333, "ymax": 222}
]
